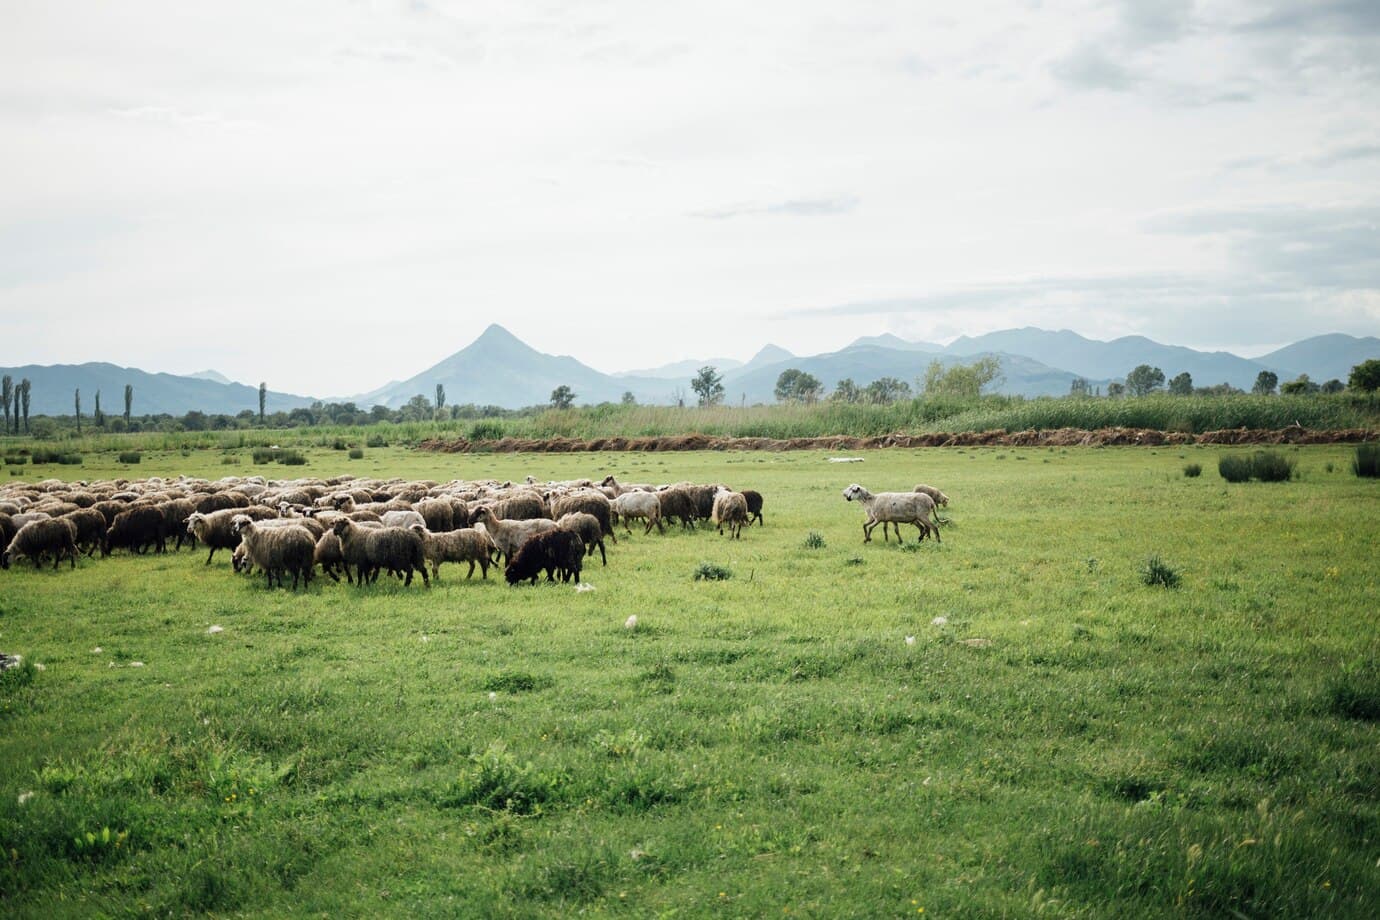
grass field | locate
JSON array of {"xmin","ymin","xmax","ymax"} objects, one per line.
[{"xmin": 2, "ymin": 445, "xmax": 1378, "ymax": 917}]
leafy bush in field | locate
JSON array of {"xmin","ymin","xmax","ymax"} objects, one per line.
[
  {"xmin": 1140, "ymin": 555, "xmax": 1181, "ymax": 589},
  {"xmin": 1251, "ymin": 451, "xmax": 1295, "ymax": 482},
  {"xmin": 58, "ymin": 453, "xmax": 82, "ymax": 465},
  {"xmin": 1219, "ymin": 455, "xmax": 1252, "ymax": 482},
  {"xmin": 1183, "ymin": 463, "xmax": 1201, "ymax": 478},
  {"xmin": 1354, "ymin": 443, "xmax": 1380, "ymax": 479},
  {"xmin": 30, "ymin": 448, "xmax": 60, "ymax": 464},
  {"xmin": 803, "ymin": 531, "xmax": 826, "ymax": 549},
  {"xmin": 118, "ymin": 451, "xmax": 141, "ymax": 464},
  {"xmin": 348, "ymin": 448, "xmax": 364, "ymax": 459},
  {"xmin": 693, "ymin": 562, "xmax": 732, "ymax": 581},
  {"xmin": 331, "ymin": 438, "xmax": 348, "ymax": 450},
  {"xmin": 251, "ymin": 447, "xmax": 276, "ymax": 464},
  {"xmin": 442, "ymin": 744, "xmax": 558, "ymax": 815},
  {"xmin": 221, "ymin": 455, "xmax": 240, "ymax": 465},
  {"xmin": 278, "ymin": 450, "xmax": 307, "ymax": 466},
  {"xmin": 3, "ymin": 455, "xmax": 27, "ymax": 466},
  {"xmin": 366, "ymin": 433, "xmax": 388, "ymax": 448},
  {"xmin": 470, "ymin": 421, "xmax": 505, "ymax": 441}
]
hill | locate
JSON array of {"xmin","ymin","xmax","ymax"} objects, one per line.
[
  {"xmin": 0, "ymin": 362, "xmax": 314, "ymax": 417},
  {"xmin": 1257, "ymin": 334, "xmax": 1380, "ymax": 384}
]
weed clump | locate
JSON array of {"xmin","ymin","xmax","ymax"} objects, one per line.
[
  {"xmin": 1182, "ymin": 462, "xmax": 1201, "ymax": 478},
  {"xmin": 118, "ymin": 451, "xmax": 141, "ymax": 464},
  {"xmin": 1324, "ymin": 664, "xmax": 1380, "ymax": 721},
  {"xmin": 348, "ymin": 448, "xmax": 364, "ymax": 460},
  {"xmin": 803, "ymin": 531, "xmax": 826, "ymax": 549},
  {"xmin": 693, "ymin": 562, "xmax": 732, "ymax": 581},
  {"xmin": 1140, "ymin": 555, "xmax": 1181, "ymax": 589},
  {"xmin": 3, "ymin": 455, "xmax": 27, "ymax": 465},
  {"xmin": 366, "ymin": 433, "xmax": 388, "ymax": 448},
  {"xmin": 1353, "ymin": 443, "xmax": 1380, "ymax": 479},
  {"xmin": 470, "ymin": 421, "xmax": 505, "ymax": 441},
  {"xmin": 1218, "ymin": 455, "xmax": 1252, "ymax": 483},
  {"xmin": 482, "ymin": 671, "xmax": 551, "ymax": 694},
  {"xmin": 443, "ymin": 744, "xmax": 558, "ymax": 815},
  {"xmin": 1251, "ymin": 450, "xmax": 1295, "ymax": 482}
]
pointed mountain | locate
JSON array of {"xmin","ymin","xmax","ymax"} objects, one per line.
[
  {"xmin": 946, "ymin": 327, "xmax": 1292, "ymax": 389},
  {"xmin": 846, "ymin": 333, "xmax": 943, "ymax": 352},
  {"xmin": 187, "ymin": 369, "xmax": 234, "ymax": 385},
  {"xmin": 1256, "ymin": 334, "xmax": 1380, "ymax": 384},
  {"xmin": 0, "ymin": 362, "xmax": 314, "ymax": 416},
  {"xmin": 742, "ymin": 344, "xmax": 794, "ymax": 370},
  {"xmin": 342, "ymin": 324, "xmax": 679, "ymax": 409}
]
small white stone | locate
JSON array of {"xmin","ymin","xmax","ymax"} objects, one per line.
[
  {"xmin": 18, "ymin": 791, "xmax": 35, "ymax": 806},
  {"xmin": 207, "ymin": 625, "xmax": 224, "ymax": 635},
  {"xmin": 420, "ymin": 634, "xmax": 430, "ymax": 643},
  {"xmin": 33, "ymin": 662, "xmax": 45, "ymax": 671},
  {"xmin": 129, "ymin": 661, "xmax": 144, "ymax": 667},
  {"xmin": 576, "ymin": 583, "xmax": 595, "ymax": 593},
  {"xmin": 624, "ymin": 615, "xmax": 638, "ymax": 630},
  {"xmin": 905, "ymin": 635, "xmax": 916, "ymax": 646},
  {"xmin": 92, "ymin": 647, "xmax": 103, "ymax": 654},
  {"xmin": 931, "ymin": 616, "xmax": 948, "ymax": 627},
  {"xmin": 488, "ymin": 691, "xmax": 497, "ymax": 701}
]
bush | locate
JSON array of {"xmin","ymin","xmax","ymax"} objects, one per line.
[
  {"xmin": 442, "ymin": 744, "xmax": 557, "ymax": 815},
  {"xmin": 470, "ymin": 421, "xmax": 505, "ymax": 441},
  {"xmin": 1250, "ymin": 450, "xmax": 1295, "ymax": 482},
  {"xmin": 803, "ymin": 531, "xmax": 826, "ymax": 549},
  {"xmin": 366, "ymin": 433, "xmax": 388, "ymax": 448},
  {"xmin": 331, "ymin": 438, "xmax": 348, "ymax": 450},
  {"xmin": 278, "ymin": 450, "xmax": 308, "ymax": 466},
  {"xmin": 3, "ymin": 455, "xmax": 27, "ymax": 466},
  {"xmin": 221, "ymin": 455, "xmax": 240, "ymax": 465},
  {"xmin": 1182, "ymin": 463, "xmax": 1201, "ymax": 478},
  {"xmin": 1140, "ymin": 555, "xmax": 1181, "ymax": 589},
  {"xmin": 348, "ymin": 448, "xmax": 364, "ymax": 460},
  {"xmin": 251, "ymin": 447, "xmax": 277, "ymax": 465},
  {"xmin": 693, "ymin": 562, "xmax": 732, "ymax": 581},
  {"xmin": 1353, "ymin": 443, "xmax": 1380, "ymax": 479},
  {"xmin": 118, "ymin": 451, "xmax": 141, "ymax": 464},
  {"xmin": 1218, "ymin": 455, "xmax": 1252, "ymax": 483},
  {"xmin": 58, "ymin": 453, "xmax": 82, "ymax": 465},
  {"xmin": 30, "ymin": 448, "xmax": 59, "ymax": 465}
]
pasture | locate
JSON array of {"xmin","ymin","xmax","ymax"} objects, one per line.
[{"xmin": 2, "ymin": 445, "xmax": 1377, "ymax": 917}]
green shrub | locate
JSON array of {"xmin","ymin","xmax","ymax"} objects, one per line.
[
  {"xmin": 1250, "ymin": 450, "xmax": 1295, "ymax": 482},
  {"xmin": 58, "ymin": 453, "xmax": 83, "ymax": 465},
  {"xmin": 1140, "ymin": 555, "xmax": 1181, "ymax": 589},
  {"xmin": 1182, "ymin": 462, "xmax": 1201, "ymax": 478},
  {"xmin": 118, "ymin": 451, "xmax": 141, "ymax": 464},
  {"xmin": 1353, "ymin": 443, "xmax": 1380, "ymax": 479},
  {"xmin": 278, "ymin": 450, "xmax": 307, "ymax": 466},
  {"xmin": 251, "ymin": 447, "xmax": 277, "ymax": 464},
  {"xmin": 1218, "ymin": 455, "xmax": 1252, "ymax": 483},
  {"xmin": 366, "ymin": 433, "xmax": 388, "ymax": 448},
  {"xmin": 30, "ymin": 448, "xmax": 59, "ymax": 465},
  {"xmin": 470, "ymin": 421, "xmax": 506, "ymax": 441},
  {"xmin": 803, "ymin": 531, "xmax": 826, "ymax": 549},
  {"xmin": 348, "ymin": 448, "xmax": 364, "ymax": 460},
  {"xmin": 3, "ymin": 455, "xmax": 27, "ymax": 466},
  {"xmin": 221, "ymin": 455, "xmax": 240, "ymax": 465},
  {"xmin": 442, "ymin": 744, "xmax": 558, "ymax": 815},
  {"xmin": 331, "ymin": 438, "xmax": 348, "ymax": 450},
  {"xmin": 693, "ymin": 562, "xmax": 732, "ymax": 581}
]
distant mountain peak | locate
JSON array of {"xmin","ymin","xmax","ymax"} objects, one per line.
[
  {"xmin": 746, "ymin": 344, "xmax": 793, "ymax": 366},
  {"xmin": 187, "ymin": 369, "xmax": 233, "ymax": 385}
]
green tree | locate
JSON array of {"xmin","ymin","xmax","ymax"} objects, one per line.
[
  {"xmin": 1069, "ymin": 376, "xmax": 1091, "ymax": 397},
  {"xmin": 774, "ymin": 368, "xmax": 823, "ymax": 403},
  {"xmin": 402, "ymin": 394, "xmax": 434, "ymax": 421},
  {"xmin": 621, "ymin": 391, "xmax": 637, "ymax": 406},
  {"xmin": 20, "ymin": 380, "xmax": 30, "ymax": 433},
  {"xmin": 124, "ymin": 384, "xmax": 133, "ymax": 425},
  {"xmin": 1125, "ymin": 364, "xmax": 1165, "ymax": 397},
  {"xmin": 94, "ymin": 390, "xmax": 104, "ymax": 427},
  {"xmin": 435, "ymin": 384, "xmax": 446, "ymax": 419},
  {"xmin": 1, "ymin": 375, "xmax": 11, "ymax": 434},
  {"xmin": 1168, "ymin": 371, "xmax": 1193, "ymax": 396},
  {"xmin": 690, "ymin": 366, "xmax": 724, "ymax": 407},
  {"xmin": 1107, "ymin": 382, "xmax": 1126, "ymax": 398},
  {"xmin": 830, "ymin": 378, "xmax": 862, "ymax": 403},
  {"xmin": 258, "ymin": 382, "xmax": 267, "ymax": 424},
  {"xmin": 1348, "ymin": 359, "xmax": 1380, "ymax": 392},
  {"xmin": 1321, "ymin": 378, "xmax": 1345, "ymax": 394},
  {"xmin": 74, "ymin": 388, "xmax": 82, "ymax": 434},
  {"xmin": 549, "ymin": 385, "xmax": 575, "ymax": 410},
  {"xmin": 922, "ymin": 357, "xmax": 1003, "ymax": 398},
  {"xmin": 864, "ymin": 377, "xmax": 911, "ymax": 404},
  {"xmin": 1252, "ymin": 370, "xmax": 1278, "ymax": 395},
  {"xmin": 1280, "ymin": 374, "xmax": 1320, "ymax": 395}
]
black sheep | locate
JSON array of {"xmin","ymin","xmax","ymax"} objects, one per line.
[
  {"xmin": 102, "ymin": 506, "xmax": 168, "ymax": 556},
  {"xmin": 741, "ymin": 489, "xmax": 764, "ymax": 526},
  {"xmin": 505, "ymin": 530, "xmax": 585, "ymax": 585}
]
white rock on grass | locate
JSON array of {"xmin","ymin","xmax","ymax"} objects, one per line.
[
  {"xmin": 207, "ymin": 625, "xmax": 224, "ymax": 635},
  {"xmin": 931, "ymin": 616, "xmax": 948, "ymax": 627},
  {"xmin": 624, "ymin": 615, "xmax": 638, "ymax": 630}
]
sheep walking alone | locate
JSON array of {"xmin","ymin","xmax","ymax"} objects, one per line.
[{"xmin": 842, "ymin": 484, "xmax": 941, "ymax": 545}]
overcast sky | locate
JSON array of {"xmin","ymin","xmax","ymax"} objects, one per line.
[{"xmin": 3, "ymin": 0, "xmax": 1377, "ymax": 396}]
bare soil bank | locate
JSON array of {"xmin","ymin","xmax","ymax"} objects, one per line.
[{"xmin": 419, "ymin": 425, "xmax": 1378, "ymax": 453}]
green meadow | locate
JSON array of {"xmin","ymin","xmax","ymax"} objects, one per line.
[{"xmin": 2, "ymin": 444, "xmax": 1377, "ymax": 917}]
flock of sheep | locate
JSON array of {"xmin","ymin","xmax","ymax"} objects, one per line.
[
  {"xmin": 0, "ymin": 470, "xmax": 950, "ymax": 591},
  {"xmin": 0, "ymin": 473, "xmax": 770, "ymax": 590}
]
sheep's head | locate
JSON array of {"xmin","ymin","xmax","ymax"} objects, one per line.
[
  {"xmin": 842, "ymin": 484, "xmax": 867, "ymax": 502},
  {"xmin": 600, "ymin": 475, "xmax": 616, "ymax": 486},
  {"xmin": 186, "ymin": 512, "xmax": 204, "ymax": 535},
  {"xmin": 331, "ymin": 518, "xmax": 351, "ymax": 537},
  {"xmin": 230, "ymin": 514, "xmax": 253, "ymax": 535}
]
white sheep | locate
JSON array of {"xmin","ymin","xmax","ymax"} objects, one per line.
[
  {"xmin": 841, "ymin": 484, "xmax": 941, "ymax": 544},
  {"xmin": 470, "ymin": 505, "xmax": 558, "ymax": 564},
  {"xmin": 611, "ymin": 491, "xmax": 663, "ymax": 535},
  {"xmin": 380, "ymin": 509, "xmax": 426, "ymax": 530}
]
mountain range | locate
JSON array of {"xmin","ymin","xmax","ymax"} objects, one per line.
[{"xmin": 2, "ymin": 326, "xmax": 1376, "ymax": 415}]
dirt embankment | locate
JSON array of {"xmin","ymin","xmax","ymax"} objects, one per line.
[{"xmin": 418, "ymin": 425, "xmax": 1378, "ymax": 453}]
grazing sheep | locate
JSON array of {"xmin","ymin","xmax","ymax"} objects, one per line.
[
  {"xmin": 505, "ymin": 530, "xmax": 585, "ymax": 585},
  {"xmin": 841, "ymin": 484, "xmax": 941, "ymax": 544},
  {"xmin": 63, "ymin": 508, "xmax": 108, "ymax": 556},
  {"xmin": 611, "ymin": 490, "xmax": 663, "ymax": 535},
  {"xmin": 599, "ymin": 475, "xmax": 656, "ymax": 496},
  {"xmin": 103, "ymin": 506, "xmax": 169, "ymax": 557},
  {"xmin": 711, "ymin": 489, "xmax": 749, "ymax": 540},
  {"xmin": 0, "ymin": 513, "xmax": 16, "ymax": 557},
  {"xmin": 192, "ymin": 492, "xmax": 250, "ymax": 515},
  {"xmin": 549, "ymin": 490, "xmax": 617, "ymax": 545},
  {"xmin": 156, "ymin": 498, "xmax": 197, "ymax": 550},
  {"xmin": 467, "ymin": 492, "xmax": 549, "ymax": 526},
  {"xmin": 741, "ymin": 489, "xmax": 765, "ymax": 526},
  {"xmin": 415, "ymin": 498, "xmax": 454, "ymax": 533},
  {"xmin": 687, "ymin": 484, "xmax": 727, "ymax": 526},
  {"xmin": 557, "ymin": 511, "xmax": 607, "ymax": 566},
  {"xmin": 3, "ymin": 518, "xmax": 79, "ymax": 570},
  {"xmin": 913, "ymin": 484, "xmax": 950, "ymax": 508},
  {"xmin": 312, "ymin": 530, "xmax": 348, "ymax": 582},
  {"xmin": 656, "ymin": 487, "xmax": 697, "ymax": 530},
  {"xmin": 186, "ymin": 507, "xmax": 276, "ymax": 565},
  {"xmin": 232, "ymin": 516, "xmax": 316, "ymax": 590},
  {"xmin": 330, "ymin": 519, "xmax": 429, "ymax": 587},
  {"xmin": 409, "ymin": 525, "xmax": 494, "ymax": 580},
  {"xmin": 11, "ymin": 511, "xmax": 52, "ymax": 530},
  {"xmin": 380, "ymin": 509, "xmax": 426, "ymax": 530},
  {"xmin": 471, "ymin": 506, "xmax": 559, "ymax": 564}
]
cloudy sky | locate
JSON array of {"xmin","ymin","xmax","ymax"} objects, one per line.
[{"xmin": 3, "ymin": 0, "xmax": 1377, "ymax": 396}]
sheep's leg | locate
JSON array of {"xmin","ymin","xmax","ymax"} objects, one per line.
[
  {"xmin": 419, "ymin": 565, "xmax": 429, "ymax": 588},
  {"xmin": 205, "ymin": 546, "xmax": 216, "ymax": 565},
  {"xmin": 478, "ymin": 557, "xmax": 488, "ymax": 579},
  {"xmin": 597, "ymin": 539, "xmax": 606, "ymax": 566}
]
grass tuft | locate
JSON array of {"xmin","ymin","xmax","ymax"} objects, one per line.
[
  {"xmin": 1182, "ymin": 462, "xmax": 1201, "ymax": 478},
  {"xmin": 1353, "ymin": 443, "xmax": 1380, "ymax": 478},
  {"xmin": 803, "ymin": 531, "xmax": 826, "ymax": 549},
  {"xmin": 1324, "ymin": 663, "xmax": 1380, "ymax": 721},
  {"xmin": 693, "ymin": 561, "xmax": 732, "ymax": 581},
  {"xmin": 1140, "ymin": 554, "xmax": 1181, "ymax": 589}
]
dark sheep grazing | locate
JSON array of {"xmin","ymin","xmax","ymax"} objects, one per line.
[
  {"xmin": 505, "ymin": 530, "xmax": 585, "ymax": 585},
  {"xmin": 193, "ymin": 492, "xmax": 250, "ymax": 515},
  {"xmin": 687, "ymin": 484, "xmax": 723, "ymax": 525},
  {"xmin": 331, "ymin": 519, "xmax": 429, "ymax": 588},
  {"xmin": 656, "ymin": 487, "xmax": 697, "ymax": 530},
  {"xmin": 0, "ymin": 513, "xmax": 16, "ymax": 557},
  {"xmin": 741, "ymin": 489, "xmax": 764, "ymax": 526},
  {"xmin": 64, "ymin": 508, "xmax": 108, "ymax": 556},
  {"xmin": 3, "ymin": 518, "xmax": 79, "ymax": 570},
  {"xmin": 157, "ymin": 498, "xmax": 197, "ymax": 550},
  {"xmin": 415, "ymin": 498, "xmax": 454, "ymax": 533},
  {"xmin": 92, "ymin": 500, "xmax": 131, "ymax": 527},
  {"xmin": 103, "ymin": 506, "xmax": 168, "ymax": 557},
  {"xmin": 556, "ymin": 512, "xmax": 607, "ymax": 566}
]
